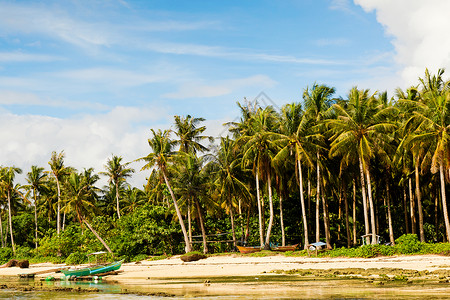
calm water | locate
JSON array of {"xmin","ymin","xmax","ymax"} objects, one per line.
[{"xmin": 1, "ymin": 276, "xmax": 450, "ymax": 299}]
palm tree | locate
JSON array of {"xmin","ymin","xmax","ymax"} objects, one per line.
[
  {"xmin": 213, "ymin": 137, "xmax": 252, "ymax": 249},
  {"xmin": 24, "ymin": 166, "xmax": 48, "ymax": 249},
  {"xmin": 303, "ymin": 83, "xmax": 335, "ymax": 245},
  {"xmin": 121, "ymin": 187, "xmax": 147, "ymax": 214},
  {"xmin": 272, "ymin": 103, "xmax": 316, "ymax": 249},
  {"xmin": 0, "ymin": 166, "xmax": 23, "ymax": 255},
  {"xmin": 240, "ymin": 106, "xmax": 278, "ymax": 249},
  {"xmin": 63, "ymin": 170, "xmax": 112, "ymax": 253},
  {"xmin": 400, "ymin": 69, "xmax": 450, "ymax": 240},
  {"xmin": 174, "ymin": 153, "xmax": 211, "ymax": 254},
  {"xmin": 100, "ymin": 155, "xmax": 134, "ymax": 219},
  {"xmin": 48, "ymin": 151, "xmax": 71, "ymax": 234},
  {"xmin": 138, "ymin": 129, "xmax": 192, "ymax": 253},
  {"xmin": 328, "ymin": 87, "xmax": 396, "ymax": 244},
  {"xmin": 173, "ymin": 115, "xmax": 213, "ymax": 154}
]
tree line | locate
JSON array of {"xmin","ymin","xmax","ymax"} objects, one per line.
[{"xmin": 0, "ymin": 68, "xmax": 449, "ymax": 258}]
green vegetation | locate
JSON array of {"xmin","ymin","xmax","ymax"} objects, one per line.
[{"xmin": 0, "ymin": 68, "xmax": 450, "ymax": 263}]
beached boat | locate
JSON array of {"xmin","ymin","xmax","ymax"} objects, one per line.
[
  {"xmin": 62, "ymin": 260, "xmax": 123, "ymax": 277},
  {"xmin": 237, "ymin": 245, "xmax": 261, "ymax": 254},
  {"xmin": 272, "ymin": 243, "xmax": 299, "ymax": 252}
]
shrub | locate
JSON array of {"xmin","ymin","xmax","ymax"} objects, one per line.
[
  {"xmin": 65, "ymin": 252, "xmax": 87, "ymax": 265},
  {"xmin": 395, "ymin": 234, "xmax": 422, "ymax": 254},
  {"xmin": 0, "ymin": 247, "xmax": 13, "ymax": 264},
  {"xmin": 15, "ymin": 246, "xmax": 33, "ymax": 259}
]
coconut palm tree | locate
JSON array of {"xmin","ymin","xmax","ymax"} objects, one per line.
[
  {"xmin": 327, "ymin": 87, "xmax": 397, "ymax": 244},
  {"xmin": 137, "ymin": 129, "xmax": 192, "ymax": 253},
  {"xmin": 63, "ymin": 170, "xmax": 112, "ymax": 253},
  {"xmin": 400, "ymin": 69, "xmax": 450, "ymax": 240},
  {"xmin": 213, "ymin": 137, "xmax": 252, "ymax": 249},
  {"xmin": 240, "ymin": 106, "xmax": 278, "ymax": 249},
  {"xmin": 100, "ymin": 155, "xmax": 135, "ymax": 219},
  {"xmin": 272, "ymin": 103, "xmax": 317, "ymax": 249},
  {"xmin": 0, "ymin": 166, "xmax": 23, "ymax": 255},
  {"xmin": 48, "ymin": 151, "xmax": 72, "ymax": 234},
  {"xmin": 173, "ymin": 115, "xmax": 213, "ymax": 154},
  {"xmin": 24, "ymin": 166, "xmax": 48, "ymax": 249},
  {"xmin": 174, "ymin": 153, "xmax": 211, "ymax": 254},
  {"xmin": 303, "ymin": 83, "xmax": 335, "ymax": 245}
]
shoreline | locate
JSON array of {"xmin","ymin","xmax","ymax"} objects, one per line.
[
  {"xmin": 2, "ymin": 254, "xmax": 450, "ymax": 298},
  {"xmin": 1, "ymin": 254, "xmax": 449, "ymax": 281}
]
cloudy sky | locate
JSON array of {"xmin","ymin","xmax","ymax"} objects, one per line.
[{"xmin": 1, "ymin": 0, "xmax": 449, "ymax": 186}]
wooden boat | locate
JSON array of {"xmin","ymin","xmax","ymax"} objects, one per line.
[
  {"xmin": 62, "ymin": 260, "xmax": 123, "ymax": 277},
  {"xmin": 237, "ymin": 245, "xmax": 261, "ymax": 254},
  {"xmin": 272, "ymin": 243, "xmax": 299, "ymax": 252}
]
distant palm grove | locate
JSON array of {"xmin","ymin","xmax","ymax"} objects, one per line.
[{"xmin": 1, "ymin": 68, "xmax": 450, "ymax": 262}]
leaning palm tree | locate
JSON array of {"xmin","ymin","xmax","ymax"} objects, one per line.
[
  {"xmin": 327, "ymin": 87, "xmax": 397, "ymax": 244},
  {"xmin": 137, "ymin": 129, "xmax": 192, "ymax": 253},
  {"xmin": 100, "ymin": 155, "xmax": 134, "ymax": 219},
  {"xmin": 24, "ymin": 166, "xmax": 48, "ymax": 249},
  {"xmin": 63, "ymin": 171, "xmax": 112, "ymax": 253},
  {"xmin": 0, "ymin": 166, "xmax": 23, "ymax": 255}
]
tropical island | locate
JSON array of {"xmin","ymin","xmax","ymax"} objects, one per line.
[{"xmin": 0, "ymin": 68, "xmax": 449, "ymax": 266}]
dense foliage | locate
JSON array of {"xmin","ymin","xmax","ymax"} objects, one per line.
[{"xmin": 0, "ymin": 68, "xmax": 450, "ymax": 262}]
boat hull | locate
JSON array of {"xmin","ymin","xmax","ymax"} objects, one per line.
[
  {"xmin": 62, "ymin": 260, "xmax": 123, "ymax": 277},
  {"xmin": 237, "ymin": 245, "xmax": 261, "ymax": 254},
  {"xmin": 272, "ymin": 244, "xmax": 299, "ymax": 252}
]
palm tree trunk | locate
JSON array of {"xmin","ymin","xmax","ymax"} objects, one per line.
[
  {"xmin": 62, "ymin": 212, "xmax": 66, "ymax": 232},
  {"xmin": 7, "ymin": 190, "xmax": 15, "ymax": 255},
  {"xmin": 415, "ymin": 159, "xmax": 425, "ymax": 242},
  {"xmin": 255, "ymin": 164, "xmax": 264, "ymax": 247},
  {"xmin": 264, "ymin": 173, "xmax": 274, "ymax": 250},
  {"xmin": 56, "ymin": 178, "xmax": 61, "ymax": 235},
  {"xmin": 229, "ymin": 197, "xmax": 237, "ymax": 248},
  {"xmin": 34, "ymin": 192, "xmax": 38, "ymax": 249},
  {"xmin": 115, "ymin": 182, "xmax": 121, "ymax": 219},
  {"xmin": 316, "ymin": 157, "xmax": 321, "ymax": 243},
  {"xmin": 439, "ymin": 160, "xmax": 450, "ymax": 242},
  {"xmin": 409, "ymin": 178, "xmax": 416, "ymax": 234},
  {"xmin": 322, "ymin": 192, "xmax": 331, "ymax": 249},
  {"xmin": 352, "ymin": 178, "xmax": 357, "ymax": 245},
  {"xmin": 0, "ymin": 209, "xmax": 4, "ymax": 248},
  {"xmin": 297, "ymin": 158, "xmax": 309, "ymax": 249},
  {"xmin": 162, "ymin": 171, "xmax": 192, "ymax": 253},
  {"xmin": 358, "ymin": 157, "xmax": 370, "ymax": 244},
  {"xmin": 365, "ymin": 168, "xmax": 377, "ymax": 244},
  {"xmin": 82, "ymin": 217, "xmax": 112, "ymax": 254},
  {"xmin": 403, "ymin": 185, "xmax": 410, "ymax": 234},
  {"xmin": 187, "ymin": 199, "xmax": 192, "ymax": 244},
  {"xmin": 194, "ymin": 198, "xmax": 208, "ymax": 254},
  {"xmin": 343, "ymin": 183, "xmax": 351, "ymax": 248},
  {"xmin": 386, "ymin": 180, "xmax": 395, "ymax": 245},
  {"xmin": 279, "ymin": 194, "xmax": 285, "ymax": 247}
]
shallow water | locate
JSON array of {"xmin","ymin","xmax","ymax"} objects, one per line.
[{"xmin": 1, "ymin": 275, "xmax": 450, "ymax": 299}]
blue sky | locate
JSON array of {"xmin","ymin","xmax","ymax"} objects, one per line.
[{"xmin": 1, "ymin": 0, "xmax": 449, "ymax": 186}]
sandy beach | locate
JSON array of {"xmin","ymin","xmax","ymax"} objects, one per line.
[
  {"xmin": 2, "ymin": 254, "xmax": 450, "ymax": 298},
  {"xmin": 1, "ymin": 254, "xmax": 450, "ymax": 281}
]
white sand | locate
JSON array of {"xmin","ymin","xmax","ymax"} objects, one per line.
[{"xmin": 2, "ymin": 254, "xmax": 449, "ymax": 282}]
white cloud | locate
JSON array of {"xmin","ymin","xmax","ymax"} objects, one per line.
[
  {"xmin": 0, "ymin": 106, "xmax": 170, "ymax": 187},
  {"xmin": 163, "ymin": 75, "xmax": 277, "ymax": 99},
  {"xmin": 355, "ymin": 0, "xmax": 450, "ymax": 86}
]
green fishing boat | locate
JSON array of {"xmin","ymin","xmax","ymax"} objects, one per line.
[{"xmin": 62, "ymin": 260, "xmax": 123, "ymax": 277}]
